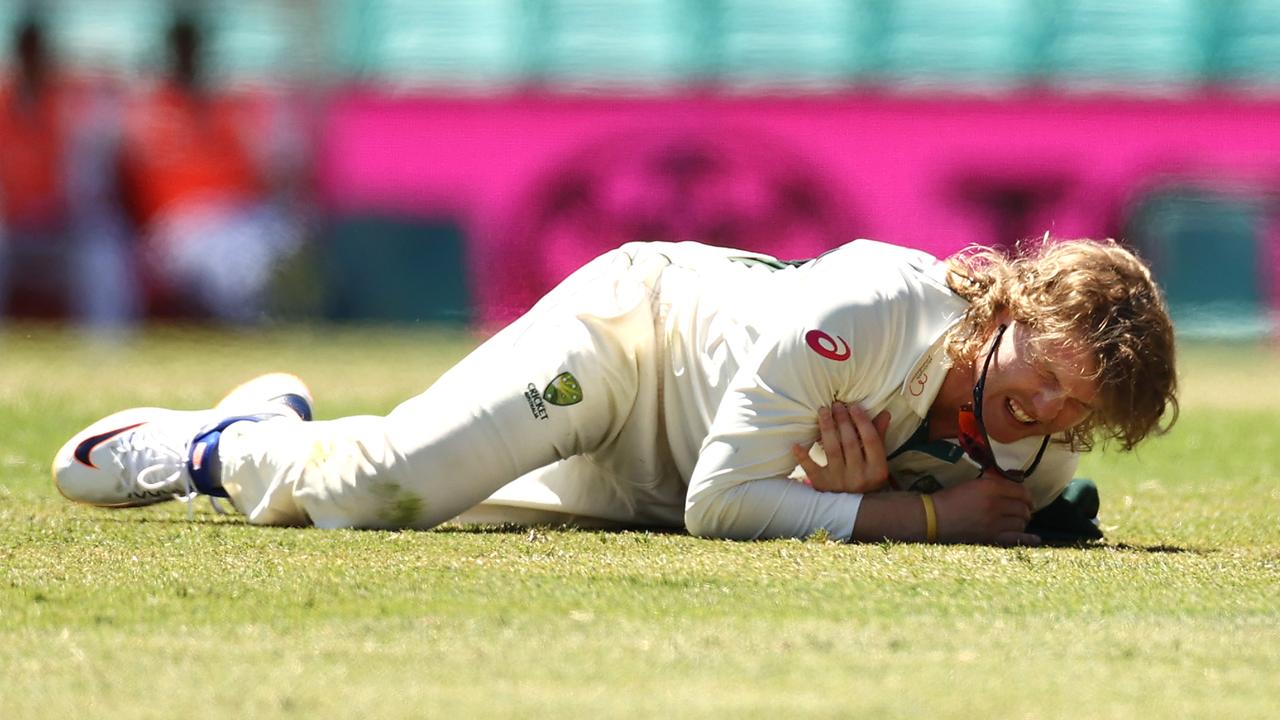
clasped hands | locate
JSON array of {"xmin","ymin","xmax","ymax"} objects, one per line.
[
  {"xmin": 792, "ymin": 401, "xmax": 1039, "ymax": 546},
  {"xmin": 791, "ymin": 401, "xmax": 892, "ymax": 494}
]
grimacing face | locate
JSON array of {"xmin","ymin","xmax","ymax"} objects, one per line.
[{"xmin": 976, "ymin": 321, "xmax": 1099, "ymax": 444}]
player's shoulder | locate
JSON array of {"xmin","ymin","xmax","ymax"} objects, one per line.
[
  {"xmin": 617, "ymin": 240, "xmax": 793, "ymax": 278},
  {"xmin": 800, "ymin": 239, "xmax": 954, "ymax": 311},
  {"xmin": 812, "ymin": 239, "xmax": 944, "ymax": 278}
]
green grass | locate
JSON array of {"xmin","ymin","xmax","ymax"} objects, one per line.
[{"xmin": 2, "ymin": 325, "xmax": 1279, "ymax": 719}]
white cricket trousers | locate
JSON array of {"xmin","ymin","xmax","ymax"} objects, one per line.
[{"xmin": 217, "ymin": 245, "xmax": 675, "ymax": 529}]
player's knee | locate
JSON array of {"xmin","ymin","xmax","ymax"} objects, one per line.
[{"xmin": 684, "ymin": 497, "xmax": 734, "ymax": 540}]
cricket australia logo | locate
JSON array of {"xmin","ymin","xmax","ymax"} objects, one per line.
[
  {"xmin": 527, "ymin": 371, "xmax": 584, "ymax": 419},
  {"xmin": 525, "ymin": 384, "xmax": 549, "ymax": 420},
  {"xmin": 542, "ymin": 372, "xmax": 583, "ymax": 406}
]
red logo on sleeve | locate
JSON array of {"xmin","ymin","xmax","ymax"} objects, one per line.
[
  {"xmin": 805, "ymin": 329, "xmax": 851, "ymax": 361},
  {"xmin": 909, "ymin": 371, "xmax": 928, "ymax": 396}
]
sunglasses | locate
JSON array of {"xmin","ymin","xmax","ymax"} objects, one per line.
[{"xmin": 956, "ymin": 323, "xmax": 1050, "ymax": 483}]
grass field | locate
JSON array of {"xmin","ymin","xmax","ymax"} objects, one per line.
[{"xmin": 2, "ymin": 325, "xmax": 1279, "ymax": 719}]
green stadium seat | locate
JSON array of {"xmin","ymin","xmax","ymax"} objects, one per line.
[
  {"xmin": 44, "ymin": 0, "xmax": 168, "ymax": 77},
  {"xmin": 536, "ymin": 0, "xmax": 703, "ymax": 89},
  {"xmin": 1218, "ymin": 0, "xmax": 1280, "ymax": 92},
  {"xmin": 346, "ymin": 0, "xmax": 529, "ymax": 89},
  {"xmin": 715, "ymin": 0, "xmax": 870, "ymax": 90},
  {"xmin": 1045, "ymin": 0, "xmax": 1206, "ymax": 93},
  {"xmin": 879, "ymin": 0, "xmax": 1039, "ymax": 91},
  {"xmin": 16, "ymin": 1, "xmax": 1280, "ymax": 96},
  {"xmin": 202, "ymin": 1, "xmax": 318, "ymax": 87}
]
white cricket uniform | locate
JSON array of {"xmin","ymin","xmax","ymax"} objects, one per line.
[{"xmin": 217, "ymin": 240, "xmax": 1077, "ymax": 539}]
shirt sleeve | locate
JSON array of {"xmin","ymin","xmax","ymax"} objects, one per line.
[{"xmin": 684, "ymin": 258, "xmax": 911, "ymax": 541}]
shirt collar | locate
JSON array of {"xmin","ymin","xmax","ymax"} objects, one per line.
[{"xmin": 899, "ymin": 329, "xmax": 954, "ymax": 418}]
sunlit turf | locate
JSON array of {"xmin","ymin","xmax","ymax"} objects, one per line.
[{"xmin": 2, "ymin": 325, "xmax": 1278, "ymax": 718}]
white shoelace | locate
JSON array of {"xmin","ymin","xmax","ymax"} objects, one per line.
[
  {"xmin": 110, "ymin": 428, "xmax": 229, "ymax": 517},
  {"xmin": 133, "ymin": 462, "xmax": 193, "ymax": 497},
  {"xmin": 115, "ymin": 431, "xmax": 192, "ymax": 497}
]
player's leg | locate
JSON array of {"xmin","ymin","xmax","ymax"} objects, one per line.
[
  {"xmin": 218, "ymin": 249, "xmax": 662, "ymax": 529},
  {"xmin": 52, "ymin": 247, "xmax": 665, "ymax": 529},
  {"xmin": 454, "ymin": 452, "xmax": 685, "ymax": 531},
  {"xmin": 453, "ymin": 456, "xmax": 648, "ymax": 529}
]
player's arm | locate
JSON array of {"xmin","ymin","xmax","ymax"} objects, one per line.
[
  {"xmin": 691, "ymin": 386, "xmax": 1043, "ymax": 544},
  {"xmin": 818, "ymin": 404, "xmax": 1068, "ymax": 544},
  {"xmin": 690, "ymin": 413, "xmax": 1044, "ymax": 544},
  {"xmin": 852, "ymin": 475, "xmax": 1039, "ymax": 545},
  {"xmin": 684, "ymin": 292, "xmax": 893, "ymax": 541},
  {"xmin": 682, "ymin": 265, "xmax": 1055, "ymax": 543}
]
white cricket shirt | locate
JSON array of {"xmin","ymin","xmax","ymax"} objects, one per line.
[{"xmin": 654, "ymin": 240, "xmax": 1077, "ymax": 540}]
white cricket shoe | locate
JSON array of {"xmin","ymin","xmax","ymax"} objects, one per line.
[{"xmin": 52, "ymin": 373, "xmax": 313, "ymax": 508}]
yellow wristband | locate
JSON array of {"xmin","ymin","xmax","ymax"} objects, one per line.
[{"xmin": 920, "ymin": 494, "xmax": 938, "ymax": 543}]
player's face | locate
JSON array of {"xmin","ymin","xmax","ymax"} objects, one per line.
[{"xmin": 976, "ymin": 321, "xmax": 1099, "ymax": 444}]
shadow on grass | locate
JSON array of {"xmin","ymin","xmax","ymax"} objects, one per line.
[
  {"xmin": 436, "ymin": 522, "xmax": 689, "ymax": 537},
  {"xmin": 74, "ymin": 513, "xmax": 1204, "ymax": 552},
  {"xmin": 85, "ymin": 513, "xmax": 253, "ymax": 528},
  {"xmin": 1033, "ymin": 539, "xmax": 1204, "ymax": 554},
  {"xmin": 82, "ymin": 513, "xmax": 689, "ymax": 537},
  {"xmin": 1097, "ymin": 542, "xmax": 1203, "ymax": 554}
]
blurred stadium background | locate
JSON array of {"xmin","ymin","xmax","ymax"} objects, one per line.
[{"xmin": 1, "ymin": 0, "xmax": 1278, "ymax": 336}]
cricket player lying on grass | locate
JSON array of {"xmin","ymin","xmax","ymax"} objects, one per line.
[{"xmin": 54, "ymin": 238, "xmax": 1178, "ymax": 545}]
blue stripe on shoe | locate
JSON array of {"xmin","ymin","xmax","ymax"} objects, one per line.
[
  {"xmin": 186, "ymin": 414, "xmax": 275, "ymax": 499},
  {"xmin": 272, "ymin": 393, "xmax": 313, "ymax": 421}
]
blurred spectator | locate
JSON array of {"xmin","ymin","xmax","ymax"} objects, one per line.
[
  {"xmin": 0, "ymin": 14, "xmax": 137, "ymax": 331},
  {"xmin": 117, "ymin": 15, "xmax": 301, "ymax": 324}
]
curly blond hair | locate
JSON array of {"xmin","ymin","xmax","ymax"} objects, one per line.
[{"xmin": 943, "ymin": 237, "xmax": 1178, "ymax": 451}]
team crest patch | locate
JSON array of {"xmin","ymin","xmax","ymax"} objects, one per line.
[{"xmin": 542, "ymin": 372, "xmax": 583, "ymax": 406}]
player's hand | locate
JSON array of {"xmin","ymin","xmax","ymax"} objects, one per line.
[
  {"xmin": 932, "ymin": 472, "xmax": 1040, "ymax": 546},
  {"xmin": 792, "ymin": 402, "xmax": 892, "ymax": 494}
]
